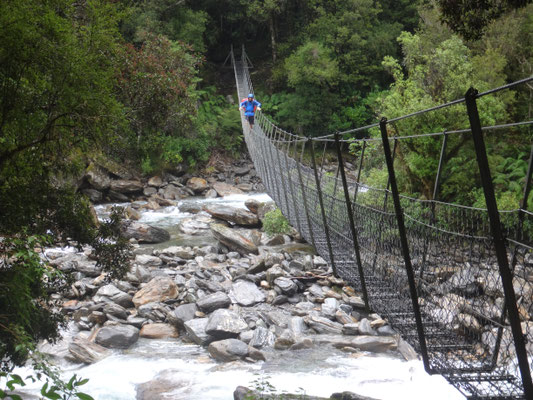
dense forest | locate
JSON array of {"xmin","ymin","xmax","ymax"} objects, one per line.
[{"xmin": 0, "ymin": 0, "xmax": 532, "ymax": 396}]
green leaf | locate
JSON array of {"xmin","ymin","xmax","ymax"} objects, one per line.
[
  {"xmin": 74, "ymin": 379, "xmax": 89, "ymax": 387},
  {"xmin": 75, "ymin": 393, "xmax": 95, "ymax": 400}
]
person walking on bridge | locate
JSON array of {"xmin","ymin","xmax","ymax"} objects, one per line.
[{"xmin": 239, "ymin": 93, "xmax": 261, "ymax": 131}]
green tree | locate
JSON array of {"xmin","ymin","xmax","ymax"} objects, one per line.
[
  {"xmin": 374, "ymin": 13, "xmax": 510, "ymax": 201},
  {"xmin": 115, "ymin": 34, "xmax": 202, "ymax": 170},
  {"xmin": 0, "ymin": 0, "xmax": 132, "ymax": 376},
  {"xmin": 436, "ymin": 0, "xmax": 532, "ymax": 40}
]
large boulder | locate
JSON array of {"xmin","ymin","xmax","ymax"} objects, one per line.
[
  {"xmin": 85, "ymin": 163, "xmax": 111, "ymax": 190},
  {"xmin": 205, "ymin": 309, "xmax": 248, "ymax": 339},
  {"xmin": 68, "ymin": 336, "xmax": 110, "ymax": 364},
  {"xmin": 93, "ymin": 284, "xmax": 133, "ymax": 308},
  {"xmin": 212, "ymin": 182, "xmax": 244, "ymax": 197},
  {"xmin": 95, "ymin": 324, "xmax": 139, "ymax": 349},
  {"xmin": 230, "ymin": 280, "xmax": 266, "ymax": 306},
  {"xmin": 207, "ymin": 339, "xmax": 249, "ymax": 362},
  {"xmin": 203, "ymin": 204, "xmax": 259, "ymax": 226},
  {"xmin": 171, "ymin": 303, "xmax": 198, "ymax": 328},
  {"xmin": 109, "ymin": 179, "xmax": 143, "ymax": 193},
  {"xmin": 132, "ymin": 276, "xmax": 179, "ymax": 307},
  {"xmin": 187, "ymin": 177, "xmax": 208, "ymax": 193},
  {"xmin": 121, "ymin": 221, "xmax": 170, "ymax": 244},
  {"xmin": 210, "ymin": 223, "xmax": 258, "ymax": 255},
  {"xmin": 184, "ymin": 318, "xmax": 212, "ymax": 345}
]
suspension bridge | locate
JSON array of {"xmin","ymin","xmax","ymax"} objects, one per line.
[{"xmin": 230, "ymin": 46, "xmax": 533, "ymax": 399}]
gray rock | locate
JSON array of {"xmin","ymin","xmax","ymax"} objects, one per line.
[
  {"xmin": 274, "ymin": 277, "xmax": 297, "ymax": 296},
  {"xmin": 343, "ymin": 323, "xmax": 360, "ymax": 335},
  {"xmin": 205, "ymin": 309, "xmax": 248, "ymax": 339},
  {"xmin": 205, "ymin": 188, "xmax": 218, "ymax": 198},
  {"xmin": 171, "ymin": 303, "xmax": 198, "ymax": 328},
  {"xmin": 110, "ymin": 179, "xmax": 143, "ymax": 193},
  {"xmin": 274, "ymin": 329, "xmax": 296, "ymax": 350},
  {"xmin": 266, "ymin": 265, "xmax": 285, "ymax": 284},
  {"xmin": 208, "ymin": 339, "xmax": 249, "ymax": 362},
  {"xmin": 321, "ymin": 298, "xmax": 338, "ymax": 319},
  {"xmin": 135, "ymin": 254, "xmax": 162, "ymax": 266},
  {"xmin": 94, "ymin": 285, "xmax": 133, "ymax": 308},
  {"xmin": 160, "ymin": 184, "xmax": 184, "ymax": 200},
  {"xmin": 230, "ymin": 280, "xmax": 266, "ymax": 306},
  {"xmin": 68, "ymin": 336, "xmax": 110, "ymax": 364},
  {"xmin": 305, "ymin": 315, "xmax": 344, "ymax": 334},
  {"xmin": 85, "ymin": 164, "xmax": 111, "ymax": 190},
  {"xmin": 249, "ymin": 326, "xmax": 276, "ymax": 349},
  {"xmin": 210, "ymin": 223, "xmax": 258, "ymax": 255},
  {"xmin": 137, "ymin": 302, "xmax": 168, "ymax": 321},
  {"xmin": 95, "ymin": 324, "xmax": 139, "ymax": 349},
  {"xmin": 184, "ymin": 318, "xmax": 212, "ymax": 345},
  {"xmin": 121, "ymin": 221, "xmax": 170, "ymax": 244},
  {"xmin": 197, "ymin": 292, "xmax": 231, "ymax": 313},
  {"xmin": 212, "ymin": 182, "xmax": 244, "ymax": 197},
  {"xmin": 133, "ymin": 265, "xmax": 153, "ymax": 283},
  {"xmin": 358, "ymin": 319, "xmax": 377, "ymax": 336},
  {"xmin": 204, "ymin": 204, "xmax": 259, "ymax": 226},
  {"xmin": 103, "ymin": 303, "xmax": 129, "ymax": 320},
  {"xmin": 288, "ymin": 316, "xmax": 307, "ymax": 336}
]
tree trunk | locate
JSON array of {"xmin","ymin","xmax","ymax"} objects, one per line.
[{"xmin": 269, "ymin": 16, "xmax": 277, "ymax": 63}]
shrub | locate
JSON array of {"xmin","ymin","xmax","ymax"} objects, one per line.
[{"xmin": 262, "ymin": 208, "xmax": 291, "ymax": 236}]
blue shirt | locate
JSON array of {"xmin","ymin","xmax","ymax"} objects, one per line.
[{"xmin": 240, "ymin": 99, "xmax": 261, "ymax": 116}]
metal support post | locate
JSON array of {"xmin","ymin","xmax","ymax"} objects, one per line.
[
  {"xmin": 379, "ymin": 117, "xmax": 430, "ymax": 372},
  {"xmin": 309, "ymin": 138, "xmax": 337, "ymax": 276},
  {"xmin": 335, "ymin": 133, "xmax": 370, "ymax": 310},
  {"xmin": 465, "ymin": 87, "xmax": 533, "ymax": 398}
]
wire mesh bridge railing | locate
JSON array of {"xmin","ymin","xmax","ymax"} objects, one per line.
[{"xmin": 230, "ymin": 45, "xmax": 533, "ymax": 400}]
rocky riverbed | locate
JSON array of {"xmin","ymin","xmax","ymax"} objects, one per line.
[{"xmin": 8, "ymin": 159, "xmax": 465, "ymax": 399}]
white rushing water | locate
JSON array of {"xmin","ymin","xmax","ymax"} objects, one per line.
[
  {"xmin": 18, "ymin": 193, "xmax": 467, "ymax": 399},
  {"xmin": 14, "ymin": 337, "xmax": 465, "ymax": 400}
]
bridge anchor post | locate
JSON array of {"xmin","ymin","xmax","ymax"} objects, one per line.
[
  {"xmin": 466, "ymin": 87, "xmax": 533, "ymax": 398},
  {"xmin": 334, "ymin": 133, "xmax": 370, "ymax": 311}
]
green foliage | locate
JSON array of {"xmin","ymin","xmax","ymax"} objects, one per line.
[
  {"xmin": 262, "ymin": 209, "xmax": 291, "ymax": 236},
  {"xmin": 0, "ymin": 234, "xmax": 63, "ymax": 371},
  {"xmin": 197, "ymin": 87, "xmax": 243, "ymax": 156},
  {"xmin": 114, "ymin": 34, "xmax": 200, "ymax": 171},
  {"xmin": 0, "ymin": 370, "xmax": 94, "ymax": 400},
  {"xmin": 122, "ymin": 0, "xmax": 208, "ymax": 52},
  {"xmin": 0, "ymin": 0, "xmax": 124, "ymax": 174},
  {"xmin": 436, "ymin": 0, "xmax": 532, "ymax": 40}
]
